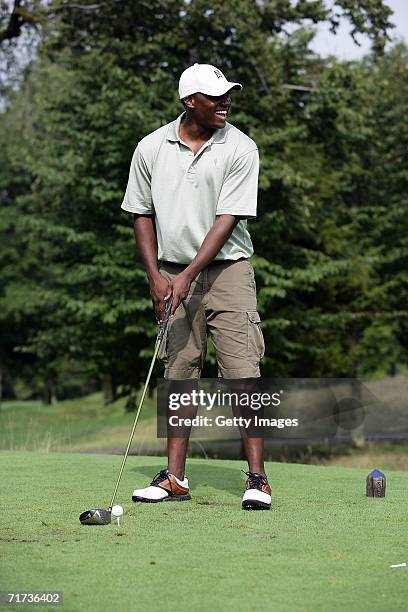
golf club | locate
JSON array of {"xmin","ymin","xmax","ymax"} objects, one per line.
[{"xmin": 79, "ymin": 298, "xmax": 173, "ymax": 525}]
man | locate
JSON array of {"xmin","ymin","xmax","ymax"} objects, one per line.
[{"xmin": 121, "ymin": 63, "xmax": 271, "ymax": 510}]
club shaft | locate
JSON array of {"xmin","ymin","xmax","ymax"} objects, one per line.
[{"xmin": 109, "ymin": 336, "xmax": 161, "ymax": 508}]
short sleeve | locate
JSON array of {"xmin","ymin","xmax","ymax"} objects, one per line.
[
  {"xmin": 121, "ymin": 145, "xmax": 153, "ymax": 214},
  {"xmin": 216, "ymin": 148, "xmax": 259, "ymax": 218}
]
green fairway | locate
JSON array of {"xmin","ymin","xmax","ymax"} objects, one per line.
[
  {"xmin": 1, "ymin": 452, "xmax": 407, "ymax": 611},
  {"xmin": 2, "ymin": 395, "xmax": 408, "ymax": 472},
  {"xmin": 0, "ymin": 394, "xmax": 159, "ymax": 453}
]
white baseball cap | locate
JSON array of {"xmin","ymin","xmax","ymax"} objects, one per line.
[{"xmin": 179, "ymin": 63, "xmax": 242, "ymax": 99}]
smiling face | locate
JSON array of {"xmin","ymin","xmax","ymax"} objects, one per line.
[{"xmin": 183, "ymin": 90, "xmax": 232, "ymax": 130}]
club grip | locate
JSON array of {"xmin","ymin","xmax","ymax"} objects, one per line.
[{"xmin": 158, "ymin": 298, "xmax": 173, "ymax": 340}]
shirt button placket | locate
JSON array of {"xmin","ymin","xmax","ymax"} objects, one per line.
[{"xmin": 187, "ymin": 159, "xmax": 197, "ymax": 184}]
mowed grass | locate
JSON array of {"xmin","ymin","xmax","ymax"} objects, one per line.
[
  {"xmin": 0, "ymin": 394, "xmax": 160, "ymax": 453},
  {"xmin": 2, "ymin": 395, "xmax": 408, "ymax": 471},
  {"xmin": 1, "ymin": 452, "xmax": 408, "ymax": 612},
  {"xmin": 323, "ymin": 442, "xmax": 408, "ymax": 471}
]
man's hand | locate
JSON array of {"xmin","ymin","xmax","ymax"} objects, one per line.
[
  {"xmin": 168, "ymin": 270, "xmax": 192, "ymax": 315},
  {"xmin": 163, "ymin": 215, "xmax": 241, "ymax": 316},
  {"xmin": 149, "ymin": 272, "xmax": 171, "ymax": 322},
  {"xmin": 136, "ymin": 214, "xmax": 240, "ymax": 319},
  {"xmin": 132, "ymin": 215, "xmax": 169, "ymax": 322}
]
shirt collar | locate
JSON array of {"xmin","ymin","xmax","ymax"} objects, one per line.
[{"xmin": 167, "ymin": 113, "xmax": 228, "ymax": 144}]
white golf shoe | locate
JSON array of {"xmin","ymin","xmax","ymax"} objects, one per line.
[
  {"xmin": 242, "ymin": 471, "xmax": 271, "ymax": 510},
  {"xmin": 132, "ymin": 469, "xmax": 191, "ymax": 503}
]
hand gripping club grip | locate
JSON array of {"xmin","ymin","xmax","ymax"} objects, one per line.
[{"xmin": 158, "ymin": 298, "xmax": 173, "ymax": 341}]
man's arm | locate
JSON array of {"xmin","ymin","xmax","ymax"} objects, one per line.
[
  {"xmin": 169, "ymin": 214, "xmax": 241, "ymax": 314},
  {"xmin": 133, "ymin": 214, "xmax": 170, "ymax": 321}
]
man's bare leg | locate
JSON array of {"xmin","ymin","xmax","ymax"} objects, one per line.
[
  {"xmin": 166, "ymin": 379, "xmax": 197, "ymax": 480},
  {"xmin": 240, "ymin": 436, "xmax": 265, "ymax": 476},
  {"xmin": 233, "ymin": 380, "xmax": 271, "ymax": 509},
  {"xmin": 229, "ymin": 378, "xmax": 266, "ymax": 476},
  {"xmin": 167, "ymin": 437, "xmax": 189, "ymax": 480}
]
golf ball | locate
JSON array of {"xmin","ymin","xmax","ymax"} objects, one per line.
[{"xmin": 111, "ymin": 505, "xmax": 124, "ymax": 517}]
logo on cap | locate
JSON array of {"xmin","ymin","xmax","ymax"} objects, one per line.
[{"xmin": 214, "ymin": 69, "xmax": 224, "ymax": 80}]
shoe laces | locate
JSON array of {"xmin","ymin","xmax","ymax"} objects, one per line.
[
  {"xmin": 150, "ymin": 469, "xmax": 170, "ymax": 488},
  {"xmin": 243, "ymin": 470, "xmax": 267, "ymax": 490}
]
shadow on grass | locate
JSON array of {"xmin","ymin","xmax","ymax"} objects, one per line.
[{"xmin": 130, "ymin": 461, "xmax": 245, "ymax": 498}]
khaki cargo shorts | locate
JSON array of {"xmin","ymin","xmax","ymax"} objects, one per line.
[{"xmin": 158, "ymin": 259, "xmax": 265, "ymax": 379}]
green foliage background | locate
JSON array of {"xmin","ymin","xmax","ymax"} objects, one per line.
[{"xmin": 0, "ymin": 0, "xmax": 407, "ymax": 402}]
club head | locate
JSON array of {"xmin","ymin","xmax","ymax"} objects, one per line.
[{"xmin": 79, "ymin": 508, "xmax": 111, "ymax": 525}]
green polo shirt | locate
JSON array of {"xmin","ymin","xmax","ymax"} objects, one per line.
[{"xmin": 121, "ymin": 113, "xmax": 259, "ymax": 264}]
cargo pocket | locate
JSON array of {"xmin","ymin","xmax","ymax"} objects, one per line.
[{"xmin": 247, "ymin": 311, "xmax": 265, "ymax": 360}]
